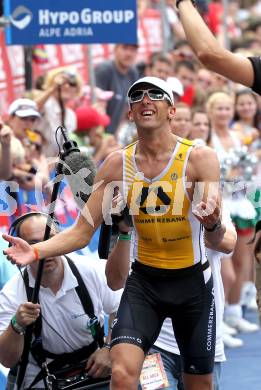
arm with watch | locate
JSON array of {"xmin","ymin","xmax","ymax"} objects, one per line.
[
  {"xmin": 204, "ymin": 213, "xmax": 237, "ymax": 255},
  {"xmin": 0, "ymin": 302, "xmax": 40, "ymax": 368}
]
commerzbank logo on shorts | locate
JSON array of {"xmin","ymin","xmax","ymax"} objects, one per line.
[{"xmin": 206, "ymin": 293, "xmax": 215, "ymax": 351}]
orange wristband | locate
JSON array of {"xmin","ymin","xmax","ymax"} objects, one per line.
[{"xmin": 32, "ymin": 246, "xmax": 40, "ymax": 261}]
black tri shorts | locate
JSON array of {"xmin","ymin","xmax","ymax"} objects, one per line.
[{"xmin": 111, "ymin": 260, "xmax": 216, "ymax": 375}]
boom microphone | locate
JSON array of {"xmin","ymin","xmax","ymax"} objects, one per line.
[{"xmin": 62, "ymin": 151, "xmax": 97, "ymax": 209}]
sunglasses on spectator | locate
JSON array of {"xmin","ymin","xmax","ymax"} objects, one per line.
[{"xmin": 129, "ymin": 89, "xmax": 172, "ymax": 104}]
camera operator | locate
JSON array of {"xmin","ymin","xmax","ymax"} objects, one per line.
[{"xmin": 0, "ymin": 213, "xmax": 121, "ymax": 389}]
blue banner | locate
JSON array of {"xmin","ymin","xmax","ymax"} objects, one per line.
[{"xmin": 4, "ymin": 0, "xmax": 137, "ymax": 45}]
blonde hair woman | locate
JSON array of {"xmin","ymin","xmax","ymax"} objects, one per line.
[{"xmin": 206, "ymin": 92, "xmax": 240, "ymax": 157}]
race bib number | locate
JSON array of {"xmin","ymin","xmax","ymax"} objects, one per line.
[{"xmin": 140, "ymin": 353, "xmax": 169, "ymax": 389}]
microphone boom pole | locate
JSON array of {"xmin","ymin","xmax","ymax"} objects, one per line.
[{"xmin": 16, "ymin": 128, "xmax": 80, "ymax": 389}]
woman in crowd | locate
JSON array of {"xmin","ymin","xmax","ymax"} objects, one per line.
[
  {"xmin": 232, "ymin": 88, "xmax": 260, "ymax": 147},
  {"xmin": 35, "ymin": 67, "xmax": 82, "ymax": 157},
  {"xmin": 189, "ymin": 110, "xmax": 211, "ymax": 145}
]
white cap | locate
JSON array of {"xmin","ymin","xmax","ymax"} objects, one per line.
[
  {"xmin": 8, "ymin": 98, "xmax": 41, "ymax": 118},
  {"xmin": 167, "ymin": 77, "xmax": 184, "ymax": 97},
  {"xmin": 127, "ymin": 76, "xmax": 175, "ymax": 106}
]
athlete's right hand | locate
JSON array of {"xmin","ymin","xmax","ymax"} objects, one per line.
[{"xmin": 2, "ymin": 234, "xmax": 36, "ymax": 266}]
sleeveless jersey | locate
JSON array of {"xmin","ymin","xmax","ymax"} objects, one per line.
[{"xmin": 123, "ymin": 137, "xmax": 207, "ymax": 269}]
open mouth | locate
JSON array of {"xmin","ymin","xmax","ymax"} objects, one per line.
[{"xmin": 141, "ymin": 109, "xmax": 155, "ymax": 117}]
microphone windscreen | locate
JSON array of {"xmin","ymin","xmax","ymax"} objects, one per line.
[{"xmin": 62, "ymin": 152, "xmax": 97, "ymax": 208}]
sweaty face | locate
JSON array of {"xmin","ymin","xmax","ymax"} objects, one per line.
[{"xmin": 129, "ymin": 84, "xmax": 174, "ymax": 130}]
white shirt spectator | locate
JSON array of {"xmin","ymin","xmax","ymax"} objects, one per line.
[{"xmin": 0, "ymin": 254, "xmax": 122, "ymax": 388}]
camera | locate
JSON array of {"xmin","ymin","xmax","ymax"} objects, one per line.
[{"xmin": 63, "ymin": 72, "xmax": 78, "ymax": 87}]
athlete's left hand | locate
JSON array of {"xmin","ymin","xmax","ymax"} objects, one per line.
[
  {"xmin": 85, "ymin": 347, "xmax": 111, "ymax": 378},
  {"xmin": 192, "ymin": 196, "xmax": 221, "ymax": 229}
]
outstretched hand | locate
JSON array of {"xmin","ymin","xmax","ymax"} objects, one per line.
[{"xmin": 2, "ymin": 234, "xmax": 36, "ymax": 266}]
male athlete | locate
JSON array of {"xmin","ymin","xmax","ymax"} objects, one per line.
[{"xmin": 3, "ymin": 77, "xmax": 226, "ymax": 390}]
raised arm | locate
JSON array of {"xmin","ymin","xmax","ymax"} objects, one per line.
[
  {"xmin": 176, "ymin": 0, "xmax": 254, "ymax": 87},
  {"xmin": 3, "ymin": 152, "xmax": 123, "ymax": 266}
]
